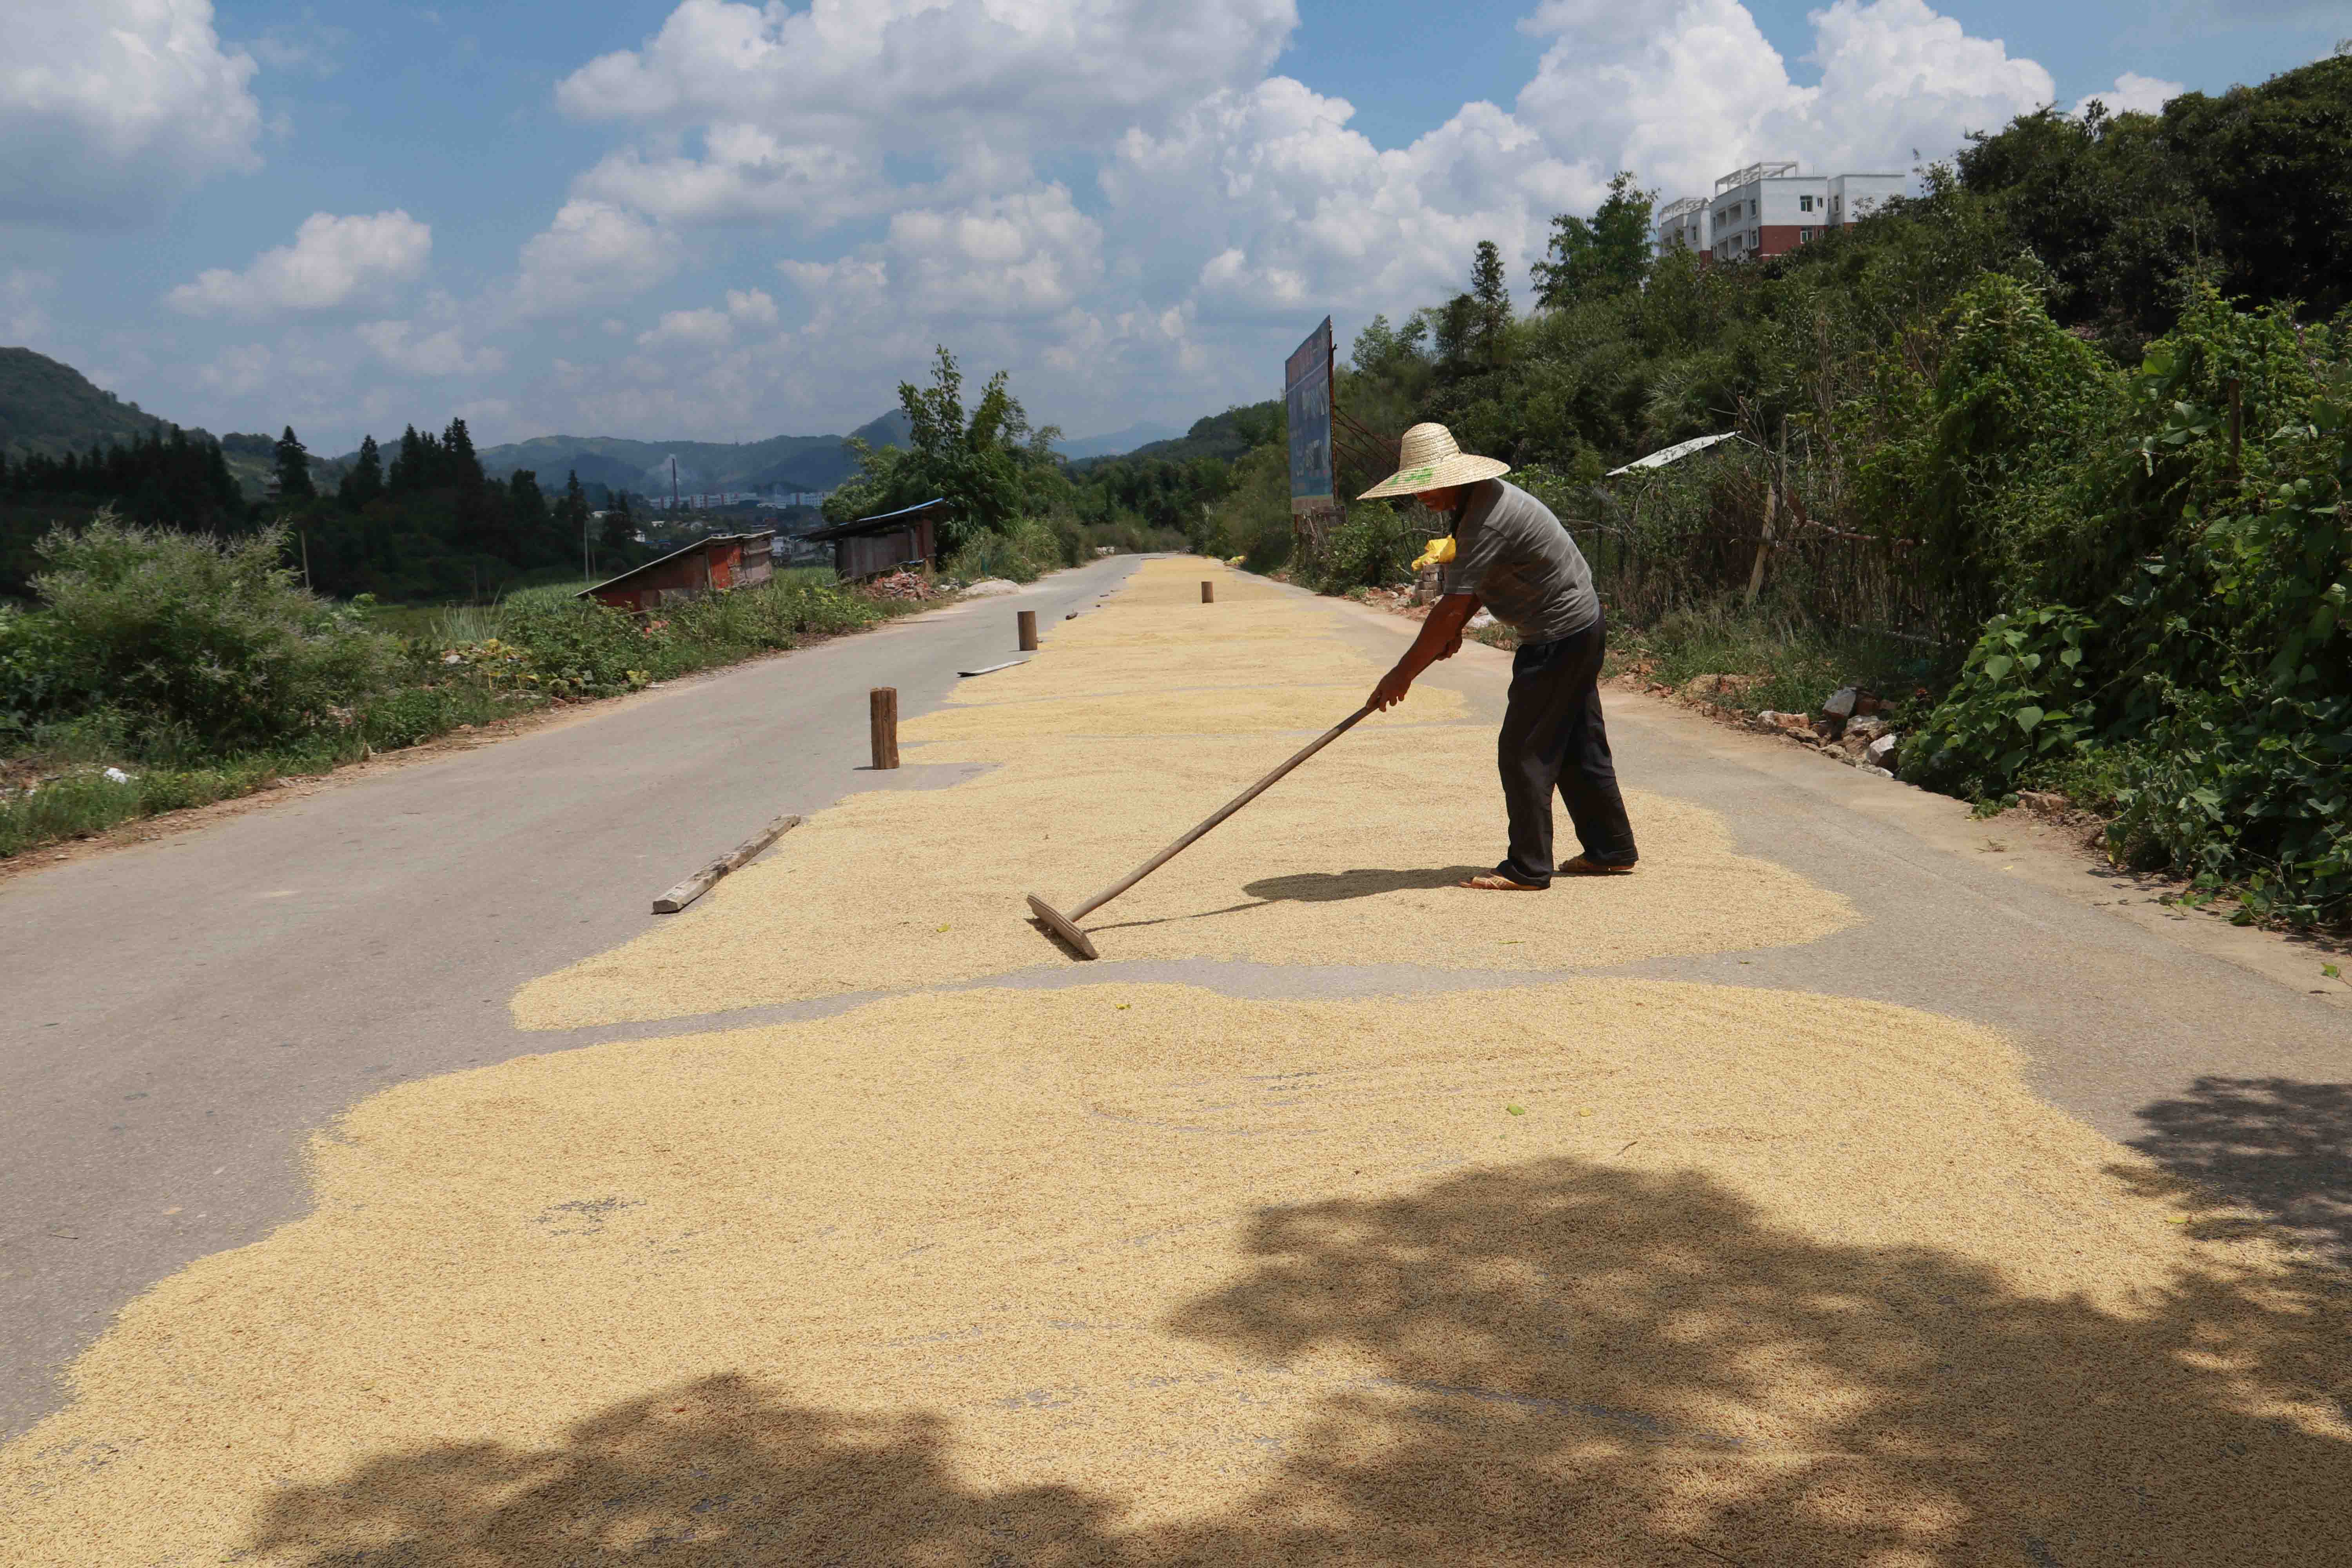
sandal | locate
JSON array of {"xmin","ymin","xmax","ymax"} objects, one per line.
[
  {"xmin": 1557, "ymin": 855, "xmax": 1637, "ymax": 876},
  {"xmin": 1458, "ymin": 871, "xmax": 1546, "ymax": 891}
]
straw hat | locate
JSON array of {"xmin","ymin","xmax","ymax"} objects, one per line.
[{"xmin": 1357, "ymin": 422, "xmax": 1510, "ymax": 500}]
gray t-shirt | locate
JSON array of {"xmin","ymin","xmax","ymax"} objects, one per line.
[{"xmin": 1438, "ymin": 479, "xmax": 1599, "ymax": 642}]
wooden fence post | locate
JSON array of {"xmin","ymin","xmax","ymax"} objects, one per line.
[
  {"xmin": 1744, "ymin": 483, "xmax": 1777, "ymax": 608},
  {"xmin": 1201, "ymin": 581, "xmax": 1214, "ymax": 603},
  {"xmin": 1016, "ymin": 610, "xmax": 1038, "ymax": 651},
  {"xmin": 869, "ymin": 687, "xmax": 899, "ymax": 769}
]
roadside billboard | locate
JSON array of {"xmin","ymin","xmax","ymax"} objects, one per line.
[{"xmin": 1285, "ymin": 316, "xmax": 1334, "ymax": 516}]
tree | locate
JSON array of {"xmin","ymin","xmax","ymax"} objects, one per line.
[
  {"xmin": 1470, "ymin": 240, "xmax": 1513, "ymax": 346},
  {"xmin": 553, "ymin": 469, "xmax": 592, "ymax": 568},
  {"xmin": 894, "ymin": 345, "xmax": 1040, "ymax": 546},
  {"xmin": 2163, "ymin": 54, "xmax": 2352, "ymax": 322},
  {"xmin": 387, "ymin": 426, "xmax": 429, "ymax": 496},
  {"xmin": 339, "ymin": 434, "xmax": 384, "ymax": 510},
  {"xmin": 441, "ymin": 418, "xmax": 482, "ymax": 490},
  {"xmin": 597, "ymin": 489, "xmax": 637, "ymax": 561},
  {"xmin": 273, "ymin": 426, "xmax": 315, "ymax": 503},
  {"xmin": 1531, "ymin": 172, "xmax": 1656, "ymax": 310}
]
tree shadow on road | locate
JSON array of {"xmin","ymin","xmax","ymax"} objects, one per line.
[
  {"xmin": 2126, "ymin": 1075, "xmax": 2352, "ymax": 1266},
  {"xmin": 250, "ymin": 1160, "xmax": 2352, "ymax": 1566}
]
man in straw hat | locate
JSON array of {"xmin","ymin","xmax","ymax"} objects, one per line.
[{"xmin": 1363, "ymin": 422, "xmax": 1638, "ymax": 889}]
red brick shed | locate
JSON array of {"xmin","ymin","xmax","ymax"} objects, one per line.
[
  {"xmin": 804, "ymin": 498, "xmax": 948, "ymax": 580},
  {"xmin": 577, "ymin": 532, "xmax": 775, "ymax": 614}
]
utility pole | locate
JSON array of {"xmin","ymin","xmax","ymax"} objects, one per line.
[{"xmin": 671, "ymin": 457, "xmax": 679, "ymax": 515}]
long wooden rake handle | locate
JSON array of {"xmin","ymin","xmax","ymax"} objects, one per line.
[{"xmin": 1062, "ymin": 703, "xmax": 1378, "ymax": 924}]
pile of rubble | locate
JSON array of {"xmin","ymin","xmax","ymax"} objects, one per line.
[
  {"xmin": 1648, "ymin": 674, "xmax": 1906, "ymax": 778},
  {"xmin": 1755, "ymin": 686, "xmax": 1902, "ymax": 776},
  {"xmin": 864, "ymin": 570, "xmax": 936, "ymax": 602}
]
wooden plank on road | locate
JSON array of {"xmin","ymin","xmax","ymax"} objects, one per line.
[{"xmin": 652, "ymin": 814, "xmax": 802, "ymax": 913}]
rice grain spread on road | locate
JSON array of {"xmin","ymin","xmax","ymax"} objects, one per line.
[{"xmin": 4, "ymin": 559, "xmax": 2346, "ymax": 1566}]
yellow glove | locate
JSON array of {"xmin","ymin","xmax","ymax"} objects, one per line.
[{"xmin": 1410, "ymin": 535, "xmax": 1456, "ymax": 573}]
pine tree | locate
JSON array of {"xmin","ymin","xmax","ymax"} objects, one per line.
[
  {"xmin": 442, "ymin": 418, "xmax": 481, "ymax": 488},
  {"xmin": 388, "ymin": 426, "xmax": 426, "ymax": 495},
  {"xmin": 274, "ymin": 426, "xmax": 316, "ymax": 502},
  {"xmin": 1468, "ymin": 240, "xmax": 1513, "ymax": 365},
  {"xmin": 342, "ymin": 434, "xmax": 384, "ymax": 510}
]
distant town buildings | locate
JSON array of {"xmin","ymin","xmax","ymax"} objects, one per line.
[{"xmin": 1655, "ymin": 161, "xmax": 1906, "ymax": 264}]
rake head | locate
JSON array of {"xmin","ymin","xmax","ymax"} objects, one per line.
[{"xmin": 1025, "ymin": 893, "xmax": 1098, "ymax": 960}]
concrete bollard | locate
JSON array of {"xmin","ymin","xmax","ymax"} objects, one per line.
[
  {"xmin": 1201, "ymin": 581, "xmax": 1214, "ymax": 604},
  {"xmin": 869, "ymin": 687, "xmax": 899, "ymax": 769},
  {"xmin": 1017, "ymin": 609, "xmax": 1038, "ymax": 651}
]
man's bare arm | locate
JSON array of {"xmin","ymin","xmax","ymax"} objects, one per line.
[{"xmin": 1370, "ymin": 593, "xmax": 1479, "ymax": 711}]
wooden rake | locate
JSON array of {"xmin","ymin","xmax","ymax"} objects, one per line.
[{"xmin": 1025, "ymin": 703, "xmax": 1377, "ymax": 959}]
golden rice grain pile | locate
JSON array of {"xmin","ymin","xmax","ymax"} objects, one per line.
[
  {"xmin": 4, "ymin": 982, "xmax": 2343, "ymax": 1566},
  {"xmin": 514, "ymin": 559, "xmax": 1851, "ymax": 1029}
]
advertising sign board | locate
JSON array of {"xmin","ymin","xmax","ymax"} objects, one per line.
[{"xmin": 1285, "ymin": 317, "xmax": 1334, "ymax": 516}]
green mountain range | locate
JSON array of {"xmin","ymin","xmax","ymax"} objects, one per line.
[
  {"xmin": 0, "ymin": 347, "xmax": 186, "ymax": 461},
  {"xmin": 464, "ymin": 410, "xmax": 912, "ymax": 496},
  {"xmin": 3, "ymin": 342, "xmax": 1193, "ymax": 503}
]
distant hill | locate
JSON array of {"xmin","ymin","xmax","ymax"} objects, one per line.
[
  {"xmin": 1068, "ymin": 401, "xmax": 1283, "ymax": 473},
  {"xmin": 0, "ymin": 346, "xmax": 185, "ymax": 461},
  {"xmin": 461, "ymin": 410, "xmax": 911, "ymax": 497},
  {"xmin": 1052, "ymin": 421, "xmax": 1184, "ymax": 462}
]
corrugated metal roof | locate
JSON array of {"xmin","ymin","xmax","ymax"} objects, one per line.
[
  {"xmin": 575, "ymin": 531, "xmax": 775, "ymax": 598},
  {"xmin": 803, "ymin": 497, "xmax": 951, "ymax": 541},
  {"xmin": 1605, "ymin": 432, "xmax": 1747, "ymax": 477}
]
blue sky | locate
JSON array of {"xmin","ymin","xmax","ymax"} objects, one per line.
[{"xmin": 1, "ymin": 1, "xmax": 2338, "ymax": 454}]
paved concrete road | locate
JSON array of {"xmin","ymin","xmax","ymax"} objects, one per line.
[
  {"xmin": 0, "ymin": 559, "xmax": 1138, "ymax": 1437},
  {"xmin": 6, "ymin": 555, "xmax": 2347, "ymax": 1446}
]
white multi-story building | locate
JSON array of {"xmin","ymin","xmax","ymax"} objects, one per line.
[
  {"xmin": 1827, "ymin": 172, "xmax": 1906, "ymax": 230},
  {"xmin": 1654, "ymin": 196, "xmax": 1708, "ymax": 258},
  {"xmin": 1655, "ymin": 162, "xmax": 1907, "ymax": 263}
]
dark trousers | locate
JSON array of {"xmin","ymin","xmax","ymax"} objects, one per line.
[{"xmin": 1496, "ymin": 614, "xmax": 1637, "ymax": 885}]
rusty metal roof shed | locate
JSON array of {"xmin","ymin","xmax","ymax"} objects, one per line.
[
  {"xmin": 802, "ymin": 497, "xmax": 951, "ymax": 541},
  {"xmin": 575, "ymin": 531, "xmax": 775, "ymax": 601}
]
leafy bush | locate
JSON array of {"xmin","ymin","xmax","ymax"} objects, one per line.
[
  {"xmin": 0, "ymin": 603, "xmax": 76, "ymax": 743},
  {"xmin": 942, "ymin": 517, "xmax": 1066, "ymax": 583},
  {"xmin": 30, "ymin": 515, "xmax": 398, "ymax": 756},
  {"xmin": 2, "ymin": 552, "xmax": 930, "ymax": 859},
  {"xmin": 1900, "ymin": 606, "xmax": 2097, "ymax": 798},
  {"xmin": 1304, "ymin": 507, "xmax": 1420, "ymax": 593},
  {"xmin": 1203, "ymin": 444, "xmax": 1296, "ymax": 571},
  {"xmin": 2098, "ymin": 362, "xmax": 2352, "ymax": 922}
]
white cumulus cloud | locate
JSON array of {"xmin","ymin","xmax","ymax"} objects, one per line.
[
  {"xmin": 356, "ymin": 319, "xmax": 506, "ymax": 377},
  {"xmin": 554, "ymin": 0, "xmax": 1297, "ymax": 226},
  {"xmin": 2075, "ymin": 72, "xmax": 2186, "ymax": 119},
  {"xmin": 513, "ymin": 200, "xmax": 684, "ymax": 317},
  {"xmin": 1514, "ymin": 0, "xmax": 2053, "ymax": 203},
  {"xmin": 197, "ymin": 342, "xmax": 275, "ymax": 397},
  {"xmin": 168, "ymin": 211, "xmax": 432, "ymax": 317},
  {"xmin": 635, "ymin": 287, "xmax": 778, "ymax": 347},
  {"xmin": 0, "ymin": 0, "xmax": 263, "ymax": 225},
  {"xmin": 475, "ymin": 0, "xmax": 2094, "ymax": 439}
]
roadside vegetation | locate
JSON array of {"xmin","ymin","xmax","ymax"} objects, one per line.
[
  {"xmin": 826, "ymin": 346, "xmax": 1191, "ymax": 584},
  {"xmin": 1093, "ymin": 56, "xmax": 2352, "ymax": 927},
  {"xmin": 0, "ymin": 518, "xmax": 926, "ymax": 859}
]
